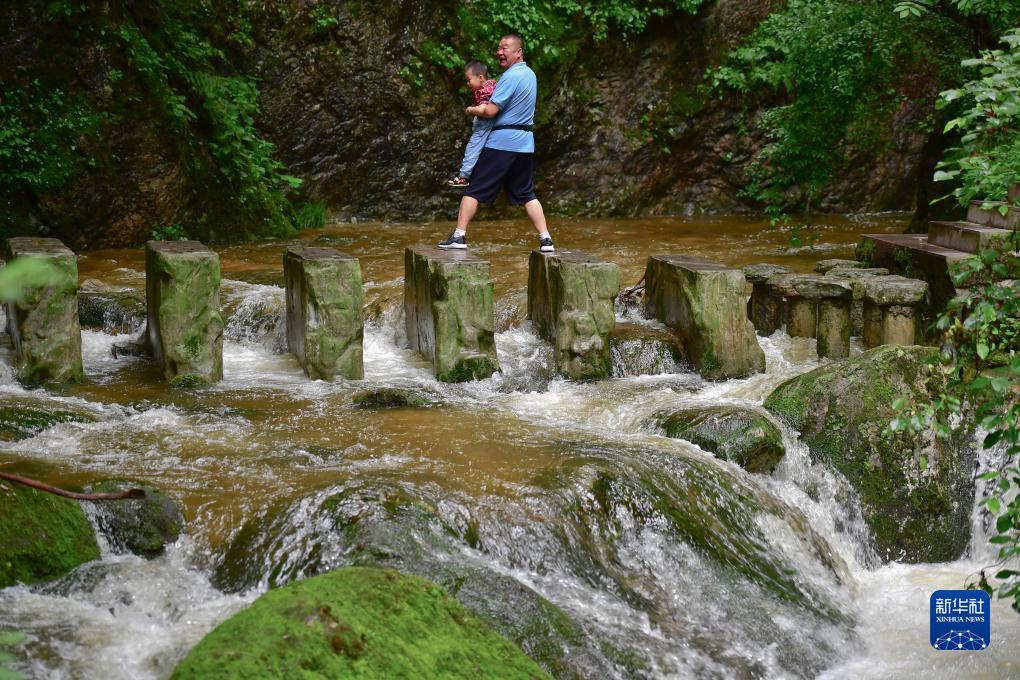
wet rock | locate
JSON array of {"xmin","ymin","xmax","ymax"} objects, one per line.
[
  {"xmin": 763, "ymin": 345, "xmax": 975, "ymax": 562},
  {"xmin": 111, "ymin": 329, "xmax": 151, "ymax": 359},
  {"xmin": 813, "ymin": 259, "xmax": 861, "ymax": 274},
  {"xmin": 171, "ymin": 566, "xmax": 549, "ymax": 679},
  {"xmin": 404, "ymin": 246, "xmax": 499, "ymax": 383},
  {"xmin": 609, "ymin": 322, "xmax": 687, "ymax": 377},
  {"xmin": 77, "ymin": 279, "xmax": 146, "ymax": 333},
  {"xmin": 214, "ymin": 485, "xmax": 626, "ymax": 679},
  {"xmin": 743, "ymin": 264, "xmax": 792, "ymax": 337},
  {"xmin": 0, "ymin": 397, "xmax": 96, "ymax": 441},
  {"xmin": 527, "ymin": 249, "xmax": 618, "ymax": 380},
  {"xmin": 0, "ymin": 480, "xmax": 99, "ymax": 588},
  {"xmin": 793, "ymin": 276, "xmax": 853, "ymax": 358},
  {"xmin": 861, "ymin": 276, "xmax": 928, "ymax": 307},
  {"xmin": 643, "ymin": 255, "xmax": 765, "ymax": 379},
  {"xmin": 824, "ymin": 267, "xmax": 889, "ymax": 280},
  {"xmin": 2, "ymin": 237, "xmax": 83, "ymax": 385},
  {"xmin": 145, "ymin": 240, "xmax": 224, "ymax": 386},
  {"xmin": 791, "ymin": 275, "xmax": 852, "ymax": 302},
  {"xmin": 83, "ymin": 480, "xmax": 183, "ymax": 558},
  {"xmin": 655, "ymin": 406, "xmax": 785, "ymax": 474},
  {"xmin": 284, "ymin": 246, "xmax": 363, "ymax": 380},
  {"xmin": 351, "ymin": 388, "xmax": 429, "ymax": 409}
]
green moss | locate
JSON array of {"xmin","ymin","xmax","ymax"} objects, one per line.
[
  {"xmin": 0, "ymin": 481, "xmax": 99, "ymax": 588},
  {"xmin": 437, "ymin": 356, "xmax": 499, "ymax": 383},
  {"xmin": 88, "ymin": 480, "xmax": 183, "ymax": 557},
  {"xmin": 854, "ymin": 238, "xmax": 876, "ymax": 267},
  {"xmin": 171, "ymin": 567, "xmax": 550, "ymax": 679},
  {"xmin": 169, "ymin": 374, "xmax": 208, "ymax": 388},
  {"xmin": 658, "ymin": 406, "xmax": 786, "ymax": 474},
  {"xmin": 0, "ymin": 405, "xmax": 95, "ymax": 441}
]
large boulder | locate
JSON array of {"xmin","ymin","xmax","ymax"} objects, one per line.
[
  {"xmin": 84, "ymin": 480, "xmax": 184, "ymax": 557},
  {"xmin": 655, "ymin": 406, "xmax": 785, "ymax": 474},
  {"xmin": 0, "ymin": 480, "xmax": 99, "ymax": 588},
  {"xmin": 171, "ymin": 566, "xmax": 550, "ymax": 679},
  {"xmin": 763, "ymin": 345, "xmax": 975, "ymax": 563}
]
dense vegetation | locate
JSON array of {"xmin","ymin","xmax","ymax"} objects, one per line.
[{"xmin": 1, "ymin": 0, "xmax": 303, "ymax": 243}]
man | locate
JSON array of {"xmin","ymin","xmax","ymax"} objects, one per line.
[{"xmin": 438, "ymin": 34, "xmax": 555, "ymax": 252}]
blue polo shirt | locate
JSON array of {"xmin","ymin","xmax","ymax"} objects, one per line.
[{"xmin": 485, "ymin": 61, "xmax": 536, "ymax": 154}]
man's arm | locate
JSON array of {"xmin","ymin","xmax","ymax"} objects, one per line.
[{"xmin": 465, "ymin": 102, "xmax": 500, "ymax": 118}]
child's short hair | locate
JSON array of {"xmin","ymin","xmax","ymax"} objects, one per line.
[{"xmin": 464, "ymin": 61, "xmax": 488, "ymax": 76}]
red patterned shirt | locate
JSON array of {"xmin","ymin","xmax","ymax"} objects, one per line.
[{"xmin": 474, "ymin": 79, "xmax": 497, "ymax": 106}]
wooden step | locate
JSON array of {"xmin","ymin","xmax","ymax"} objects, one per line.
[
  {"xmin": 929, "ymin": 221, "xmax": 1014, "ymax": 254},
  {"xmin": 967, "ymin": 201, "xmax": 1020, "ymax": 229}
]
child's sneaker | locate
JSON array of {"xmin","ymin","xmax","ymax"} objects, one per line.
[
  {"xmin": 446, "ymin": 176, "xmax": 470, "ymax": 188},
  {"xmin": 437, "ymin": 231, "xmax": 467, "ymax": 249},
  {"xmin": 539, "ymin": 235, "xmax": 555, "ymax": 253}
]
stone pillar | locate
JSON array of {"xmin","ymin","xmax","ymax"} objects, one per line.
[
  {"xmin": 786, "ymin": 297, "xmax": 817, "ymax": 339},
  {"xmin": 825, "ymin": 267, "xmax": 890, "ymax": 337},
  {"xmin": 862, "ymin": 277, "xmax": 928, "ymax": 347},
  {"xmin": 643, "ymin": 255, "xmax": 765, "ymax": 380},
  {"xmin": 862, "ymin": 303, "xmax": 884, "ymax": 348},
  {"xmin": 284, "ymin": 246, "xmax": 364, "ymax": 380},
  {"xmin": 145, "ymin": 240, "xmax": 223, "ymax": 386},
  {"xmin": 528, "ymin": 249, "xmax": 618, "ymax": 380},
  {"xmin": 742, "ymin": 264, "xmax": 792, "ymax": 336},
  {"xmin": 792, "ymin": 276, "xmax": 853, "ymax": 359},
  {"xmin": 404, "ymin": 246, "xmax": 499, "ymax": 382},
  {"xmin": 2, "ymin": 237, "xmax": 83, "ymax": 385}
]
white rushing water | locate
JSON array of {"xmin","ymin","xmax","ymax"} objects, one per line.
[{"xmin": 1, "ymin": 280, "xmax": 1018, "ymax": 679}]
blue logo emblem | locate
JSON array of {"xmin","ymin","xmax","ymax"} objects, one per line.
[{"xmin": 930, "ymin": 590, "xmax": 990, "ymax": 650}]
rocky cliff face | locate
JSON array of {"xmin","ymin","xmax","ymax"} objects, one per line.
[{"xmin": 3, "ymin": 0, "xmax": 942, "ymax": 246}]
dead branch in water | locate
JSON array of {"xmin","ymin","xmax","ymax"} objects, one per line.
[{"xmin": 0, "ymin": 471, "xmax": 146, "ymax": 501}]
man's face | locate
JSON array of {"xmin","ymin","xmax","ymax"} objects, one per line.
[
  {"xmin": 496, "ymin": 38, "xmax": 522, "ymax": 68},
  {"xmin": 464, "ymin": 71, "xmax": 486, "ymax": 91}
]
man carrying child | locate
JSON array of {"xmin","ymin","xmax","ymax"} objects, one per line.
[{"xmin": 438, "ymin": 34, "xmax": 555, "ymax": 253}]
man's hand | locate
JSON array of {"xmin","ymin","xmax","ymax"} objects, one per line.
[{"xmin": 465, "ymin": 105, "xmax": 483, "ymax": 116}]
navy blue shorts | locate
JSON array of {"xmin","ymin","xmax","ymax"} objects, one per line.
[{"xmin": 465, "ymin": 147, "xmax": 537, "ymax": 206}]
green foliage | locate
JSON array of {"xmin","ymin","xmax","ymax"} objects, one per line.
[
  {"xmin": 934, "ymin": 29, "xmax": 1020, "ymax": 206},
  {"xmin": 409, "ymin": 1, "xmax": 705, "ymax": 78},
  {"xmin": 0, "ymin": 257, "xmax": 62, "ymax": 304},
  {"xmin": 709, "ymin": 0, "xmax": 954, "ymax": 226},
  {"xmin": 894, "ymin": 0, "xmax": 1020, "ymax": 23},
  {"xmin": 891, "ymin": 242, "xmax": 1020, "ymax": 612},
  {"xmin": 294, "ymin": 201, "xmax": 328, "ymax": 230},
  {"xmin": 0, "ymin": 81, "xmax": 104, "ymax": 215},
  {"xmin": 151, "ymin": 223, "xmax": 189, "ymax": 241}
]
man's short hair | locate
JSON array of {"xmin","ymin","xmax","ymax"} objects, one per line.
[
  {"xmin": 464, "ymin": 60, "xmax": 488, "ymax": 76},
  {"xmin": 501, "ymin": 34, "xmax": 523, "ymax": 51}
]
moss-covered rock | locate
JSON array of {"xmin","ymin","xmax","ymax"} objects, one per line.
[
  {"xmin": 171, "ymin": 566, "xmax": 550, "ymax": 679},
  {"xmin": 655, "ymin": 406, "xmax": 785, "ymax": 474},
  {"xmin": 83, "ymin": 480, "xmax": 183, "ymax": 558},
  {"xmin": 0, "ymin": 480, "xmax": 99, "ymax": 589},
  {"xmin": 0, "ymin": 398, "xmax": 96, "ymax": 442},
  {"xmin": 351, "ymin": 388, "xmax": 429, "ymax": 409},
  {"xmin": 763, "ymin": 345, "xmax": 975, "ymax": 563}
]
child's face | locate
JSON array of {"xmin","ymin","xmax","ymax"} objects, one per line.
[{"xmin": 464, "ymin": 71, "xmax": 486, "ymax": 91}]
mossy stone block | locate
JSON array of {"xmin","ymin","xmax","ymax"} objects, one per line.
[
  {"xmin": 643, "ymin": 255, "xmax": 765, "ymax": 380},
  {"xmin": 171, "ymin": 566, "xmax": 550, "ymax": 679},
  {"xmin": 2, "ymin": 237, "xmax": 83, "ymax": 385},
  {"xmin": 528, "ymin": 249, "xmax": 618, "ymax": 380},
  {"xmin": 0, "ymin": 480, "xmax": 99, "ymax": 588},
  {"xmin": 145, "ymin": 240, "xmax": 223, "ymax": 385},
  {"xmin": 284, "ymin": 247, "xmax": 364, "ymax": 380},
  {"xmin": 763, "ymin": 345, "xmax": 974, "ymax": 562},
  {"xmin": 404, "ymin": 246, "xmax": 499, "ymax": 383}
]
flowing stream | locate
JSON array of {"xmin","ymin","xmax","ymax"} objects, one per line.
[{"xmin": 1, "ymin": 215, "xmax": 1018, "ymax": 679}]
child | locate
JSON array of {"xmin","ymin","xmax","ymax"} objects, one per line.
[{"xmin": 446, "ymin": 61, "xmax": 497, "ymax": 188}]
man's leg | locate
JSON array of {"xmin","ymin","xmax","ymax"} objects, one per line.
[
  {"xmin": 523, "ymin": 199, "xmax": 549, "ymax": 236},
  {"xmin": 457, "ymin": 196, "xmax": 479, "ymax": 232}
]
